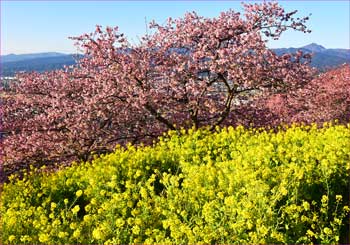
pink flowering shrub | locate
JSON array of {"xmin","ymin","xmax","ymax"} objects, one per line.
[
  {"xmin": 238, "ymin": 65, "xmax": 350, "ymax": 127},
  {"xmin": 282, "ymin": 64, "xmax": 350, "ymax": 124}
]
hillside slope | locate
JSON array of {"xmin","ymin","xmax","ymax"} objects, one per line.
[{"xmin": 1, "ymin": 125, "xmax": 349, "ymax": 244}]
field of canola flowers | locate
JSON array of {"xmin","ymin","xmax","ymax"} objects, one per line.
[{"xmin": 1, "ymin": 123, "xmax": 349, "ymax": 244}]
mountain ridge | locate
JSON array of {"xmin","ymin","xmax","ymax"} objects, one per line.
[
  {"xmin": 1, "ymin": 43, "xmax": 349, "ymax": 76},
  {"xmin": 271, "ymin": 43, "xmax": 349, "ymax": 70},
  {"xmin": 1, "ymin": 52, "xmax": 72, "ymax": 63}
]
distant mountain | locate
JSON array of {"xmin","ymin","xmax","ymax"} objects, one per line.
[
  {"xmin": 1, "ymin": 52, "xmax": 69, "ymax": 63},
  {"xmin": 301, "ymin": 43, "xmax": 326, "ymax": 52},
  {"xmin": 1, "ymin": 53, "xmax": 82, "ymax": 77},
  {"xmin": 273, "ymin": 43, "xmax": 350, "ymax": 70},
  {"xmin": 1, "ymin": 43, "xmax": 349, "ymax": 76}
]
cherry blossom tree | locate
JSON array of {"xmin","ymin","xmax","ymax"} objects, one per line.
[
  {"xmin": 228, "ymin": 64, "xmax": 350, "ymax": 127},
  {"xmin": 262, "ymin": 64, "xmax": 350, "ymax": 125},
  {"xmin": 2, "ymin": 1, "xmax": 314, "ymax": 172}
]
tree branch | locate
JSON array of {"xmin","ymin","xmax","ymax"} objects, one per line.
[{"xmin": 144, "ymin": 103, "xmax": 176, "ymax": 130}]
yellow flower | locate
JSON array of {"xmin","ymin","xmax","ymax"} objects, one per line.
[
  {"xmin": 92, "ymin": 228, "xmax": 103, "ymax": 240},
  {"xmin": 72, "ymin": 205, "xmax": 80, "ymax": 214},
  {"xmin": 307, "ymin": 229, "xmax": 315, "ymax": 237},
  {"xmin": 85, "ymin": 204, "xmax": 91, "ymax": 212},
  {"xmin": 134, "ymin": 170, "xmax": 142, "ymax": 178},
  {"xmin": 64, "ymin": 199, "xmax": 69, "ymax": 205},
  {"xmin": 132, "ymin": 225, "xmax": 141, "ymax": 235},
  {"xmin": 336, "ymin": 195, "xmax": 342, "ymax": 202},
  {"xmin": 115, "ymin": 218, "xmax": 125, "ymax": 228},
  {"xmin": 217, "ymin": 191, "xmax": 225, "ymax": 199},
  {"xmin": 38, "ymin": 233, "xmax": 50, "ymax": 243},
  {"xmin": 76, "ymin": 190, "xmax": 83, "ymax": 197},
  {"xmin": 70, "ymin": 222, "xmax": 77, "ymax": 230},
  {"xmin": 8, "ymin": 216, "xmax": 16, "ymax": 226},
  {"xmin": 302, "ymin": 201, "xmax": 310, "ymax": 211},
  {"xmin": 323, "ymin": 227, "xmax": 332, "ymax": 235},
  {"xmin": 321, "ymin": 195, "xmax": 328, "ymax": 204},
  {"xmin": 91, "ymin": 198, "xmax": 97, "ymax": 205},
  {"xmin": 140, "ymin": 187, "xmax": 148, "ymax": 199},
  {"xmin": 58, "ymin": 231, "xmax": 67, "ymax": 238},
  {"xmin": 20, "ymin": 235, "xmax": 32, "ymax": 243},
  {"xmin": 73, "ymin": 229, "xmax": 81, "ymax": 238},
  {"xmin": 8, "ymin": 235, "xmax": 16, "ymax": 242},
  {"xmin": 83, "ymin": 214, "xmax": 92, "ymax": 223},
  {"xmin": 52, "ymin": 219, "xmax": 61, "ymax": 226},
  {"xmin": 50, "ymin": 202, "xmax": 57, "ymax": 209},
  {"xmin": 280, "ymin": 186, "xmax": 288, "ymax": 196},
  {"xmin": 247, "ymin": 221, "xmax": 253, "ymax": 230}
]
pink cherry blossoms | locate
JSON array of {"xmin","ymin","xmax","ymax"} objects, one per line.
[{"xmin": 2, "ymin": 2, "xmax": 315, "ymax": 173}]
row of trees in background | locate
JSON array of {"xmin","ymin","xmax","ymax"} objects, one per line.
[{"xmin": 1, "ymin": 2, "xmax": 349, "ymax": 175}]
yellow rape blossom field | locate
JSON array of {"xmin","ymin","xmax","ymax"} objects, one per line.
[{"xmin": 1, "ymin": 123, "xmax": 349, "ymax": 244}]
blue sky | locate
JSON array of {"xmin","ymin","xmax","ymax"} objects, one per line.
[{"xmin": 1, "ymin": 1, "xmax": 349, "ymax": 55}]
